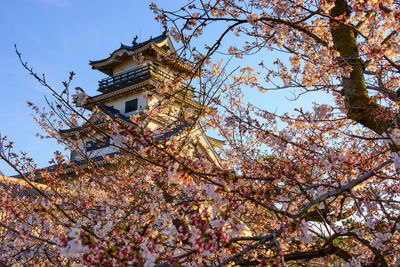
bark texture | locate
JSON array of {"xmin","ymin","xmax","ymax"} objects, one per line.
[{"xmin": 330, "ymin": 0, "xmax": 389, "ymax": 134}]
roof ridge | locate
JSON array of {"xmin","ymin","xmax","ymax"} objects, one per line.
[{"xmin": 89, "ymin": 29, "xmax": 169, "ymax": 65}]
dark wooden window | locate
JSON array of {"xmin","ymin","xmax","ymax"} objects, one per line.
[
  {"xmin": 125, "ymin": 99, "xmax": 138, "ymax": 113},
  {"xmin": 86, "ymin": 141, "xmax": 94, "ymax": 151},
  {"xmin": 86, "ymin": 137, "xmax": 110, "ymax": 152}
]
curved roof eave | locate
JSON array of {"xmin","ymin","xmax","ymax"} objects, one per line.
[{"xmin": 89, "ymin": 31, "xmax": 171, "ymax": 68}]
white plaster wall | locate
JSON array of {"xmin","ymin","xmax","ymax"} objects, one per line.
[
  {"xmin": 73, "ymin": 136, "xmax": 119, "ymax": 161},
  {"xmin": 72, "ymin": 121, "xmax": 220, "ymax": 167},
  {"xmin": 185, "ymin": 124, "xmax": 221, "ymax": 167},
  {"xmin": 147, "ymin": 121, "xmax": 161, "ymax": 131},
  {"xmin": 113, "ymin": 58, "xmax": 141, "ymax": 75},
  {"xmin": 113, "ymin": 59, "xmax": 159, "ymax": 76},
  {"xmin": 103, "ymin": 92, "xmax": 148, "ymax": 116},
  {"xmin": 72, "ymin": 60, "xmax": 222, "ymax": 165},
  {"xmin": 86, "ymin": 144, "xmax": 118, "ymax": 159}
]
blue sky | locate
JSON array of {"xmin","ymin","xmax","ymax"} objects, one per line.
[
  {"xmin": 0, "ymin": 0, "xmax": 329, "ymax": 175},
  {"xmin": 0, "ymin": 0, "xmax": 178, "ymax": 174}
]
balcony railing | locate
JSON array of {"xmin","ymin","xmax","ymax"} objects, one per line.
[{"xmin": 98, "ymin": 64, "xmax": 174, "ymax": 92}]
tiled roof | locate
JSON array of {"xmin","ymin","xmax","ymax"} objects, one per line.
[
  {"xmin": 98, "ymin": 103, "xmax": 132, "ymax": 123},
  {"xmin": 59, "ymin": 103, "xmax": 194, "ymax": 143},
  {"xmin": 59, "ymin": 104, "xmax": 133, "ymax": 135},
  {"xmin": 0, "ymin": 175, "xmax": 47, "ymax": 199},
  {"xmin": 89, "ymin": 30, "xmax": 169, "ymax": 65},
  {"xmin": 11, "ymin": 152, "xmax": 121, "ymax": 180},
  {"xmin": 206, "ymin": 136, "xmax": 225, "ymax": 148}
]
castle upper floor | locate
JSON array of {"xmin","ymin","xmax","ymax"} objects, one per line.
[{"xmin": 89, "ymin": 29, "xmax": 197, "ymax": 94}]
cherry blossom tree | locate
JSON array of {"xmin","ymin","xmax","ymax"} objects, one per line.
[{"xmin": 1, "ymin": 0, "xmax": 400, "ymax": 266}]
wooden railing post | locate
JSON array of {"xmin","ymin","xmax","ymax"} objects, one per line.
[{"xmin": 97, "ymin": 64, "xmax": 176, "ymax": 92}]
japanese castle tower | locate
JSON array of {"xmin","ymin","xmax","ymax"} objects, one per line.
[{"xmin": 59, "ymin": 29, "xmax": 223, "ymax": 167}]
